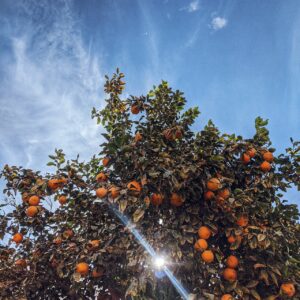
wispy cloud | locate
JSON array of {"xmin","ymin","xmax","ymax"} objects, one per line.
[
  {"xmin": 211, "ymin": 17, "xmax": 228, "ymax": 31},
  {"xmin": 181, "ymin": 0, "xmax": 200, "ymax": 13},
  {"xmin": 0, "ymin": 0, "xmax": 103, "ymax": 170}
]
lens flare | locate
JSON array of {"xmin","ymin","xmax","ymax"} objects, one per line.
[
  {"xmin": 153, "ymin": 256, "xmax": 166, "ymax": 269},
  {"xmin": 105, "ymin": 201, "xmax": 190, "ymax": 300}
]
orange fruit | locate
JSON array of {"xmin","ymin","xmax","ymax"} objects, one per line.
[
  {"xmin": 151, "ymin": 193, "xmax": 163, "ymax": 206},
  {"xmin": 102, "ymin": 157, "xmax": 110, "ymax": 167},
  {"xmin": 131, "ymin": 105, "xmax": 140, "ymax": 114},
  {"xmin": 163, "ymin": 128, "xmax": 174, "ymax": 141},
  {"xmin": 217, "ymin": 188, "xmax": 230, "ymax": 200},
  {"xmin": 227, "ymin": 236, "xmax": 236, "ymax": 244},
  {"xmin": 88, "ymin": 240, "xmax": 100, "ymax": 250},
  {"xmin": 63, "ymin": 229, "xmax": 74, "ymax": 239},
  {"xmin": 237, "ymin": 216, "xmax": 248, "ymax": 227},
  {"xmin": 198, "ymin": 226, "xmax": 212, "ymax": 240},
  {"xmin": 28, "ymin": 195, "xmax": 40, "ymax": 206},
  {"xmin": 281, "ymin": 283, "xmax": 296, "ymax": 297},
  {"xmin": 260, "ymin": 161, "xmax": 271, "ymax": 172},
  {"xmin": 96, "ymin": 187, "xmax": 108, "ymax": 198},
  {"xmin": 226, "ymin": 255, "xmax": 239, "ymax": 269},
  {"xmin": 207, "ymin": 178, "xmax": 221, "ymax": 191},
  {"xmin": 58, "ymin": 195, "xmax": 67, "ymax": 205},
  {"xmin": 201, "ymin": 250, "xmax": 214, "ymax": 263},
  {"xmin": 221, "ymin": 295, "xmax": 233, "ymax": 300},
  {"xmin": 96, "ymin": 172, "xmax": 107, "ymax": 182},
  {"xmin": 12, "ymin": 233, "xmax": 23, "ymax": 244},
  {"xmin": 241, "ymin": 153, "xmax": 250, "ymax": 164},
  {"xmin": 92, "ymin": 268, "xmax": 103, "ymax": 278},
  {"xmin": 263, "ymin": 151, "xmax": 274, "ymax": 162},
  {"xmin": 194, "ymin": 239, "xmax": 208, "ymax": 251},
  {"xmin": 48, "ymin": 178, "xmax": 67, "ymax": 190},
  {"xmin": 204, "ymin": 191, "xmax": 215, "ymax": 201},
  {"xmin": 247, "ymin": 148, "xmax": 256, "ymax": 158},
  {"xmin": 223, "ymin": 268, "xmax": 237, "ymax": 282},
  {"xmin": 127, "ymin": 181, "xmax": 142, "ymax": 193},
  {"xmin": 76, "ymin": 262, "xmax": 89, "ymax": 275},
  {"xmin": 170, "ymin": 193, "xmax": 184, "ymax": 207},
  {"xmin": 53, "ymin": 237, "xmax": 62, "ymax": 245},
  {"xmin": 135, "ymin": 132, "xmax": 142, "ymax": 142},
  {"xmin": 175, "ymin": 129, "xmax": 183, "ymax": 139},
  {"xmin": 26, "ymin": 206, "xmax": 38, "ymax": 217},
  {"xmin": 109, "ymin": 187, "xmax": 120, "ymax": 199},
  {"xmin": 15, "ymin": 259, "xmax": 27, "ymax": 268}
]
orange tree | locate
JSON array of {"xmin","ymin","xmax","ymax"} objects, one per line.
[{"xmin": 0, "ymin": 69, "xmax": 299, "ymax": 299}]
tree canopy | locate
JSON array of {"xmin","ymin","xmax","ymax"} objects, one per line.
[{"xmin": 0, "ymin": 69, "xmax": 299, "ymax": 299}]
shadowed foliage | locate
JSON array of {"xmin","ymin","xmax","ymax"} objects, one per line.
[{"xmin": 0, "ymin": 69, "xmax": 299, "ymax": 299}]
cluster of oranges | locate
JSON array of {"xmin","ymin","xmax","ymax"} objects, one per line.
[
  {"xmin": 21, "ymin": 177, "xmax": 69, "ymax": 218},
  {"xmin": 241, "ymin": 148, "xmax": 274, "ymax": 173},
  {"xmin": 194, "ymin": 226, "xmax": 214, "ymax": 263},
  {"xmin": 96, "ymin": 156, "xmax": 186, "ymax": 209},
  {"xmin": 204, "ymin": 177, "xmax": 230, "ymax": 208},
  {"xmin": 194, "ymin": 225, "xmax": 239, "ymax": 298},
  {"xmin": 24, "ymin": 195, "xmax": 40, "ymax": 218}
]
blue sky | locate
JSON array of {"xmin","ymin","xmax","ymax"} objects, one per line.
[{"xmin": 0, "ymin": 0, "xmax": 299, "ymax": 205}]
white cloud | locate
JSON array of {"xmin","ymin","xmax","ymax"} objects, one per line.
[
  {"xmin": 0, "ymin": 0, "xmax": 104, "ymax": 170},
  {"xmin": 211, "ymin": 17, "xmax": 228, "ymax": 31},
  {"xmin": 181, "ymin": 0, "xmax": 200, "ymax": 13},
  {"xmin": 188, "ymin": 0, "xmax": 200, "ymax": 12}
]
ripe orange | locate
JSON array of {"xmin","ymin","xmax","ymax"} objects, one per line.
[
  {"xmin": 223, "ymin": 268, "xmax": 237, "ymax": 282},
  {"xmin": 151, "ymin": 193, "xmax": 163, "ymax": 206},
  {"xmin": 96, "ymin": 187, "xmax": 108, "ymax": 198},
  {"xmin": 48, "ymin": 178, "xmax": 67, "ymax": 190},
  {"xmin": 96, "ymin": 172, "xmax": 107, "ymax": 182},
  {"xmin": 102, "ymin": 157, "xmax": 110, "ymax": 167},
  {"xmin": 207, "ymin": 178, "xmax": 221, "ymax": 191},
  {"xmin": 12, "ymin": 233, "xmax": 23, "ymax": 244},
  {"xmin": 88, "ymin": 240, "xmax": 100, "ymax": 250},
  {"xmin": 241, "ymin": 153, "xmax": 250, "ymax": 164},
  {"xmin": 109, "ymin": 187, "xmax": 120, "ymax": 199},
  {"xmin": 53, "ymin": 237, "xmax": 62, "ymax": 245},
  {"xmin": 263, "ymin": 151, "xmax": 274, "ymax": 162},
  {"xmin": 134, "ymin": 132, "xmax": 142, "ymax": 142},
  {"xmin": 201, "ymin": 250, "xmax": 214, "ymax": 263},
  {"xmin": 204, "ymin": 191, "xmax": 215, "ymax": 201},
  {"xmin": 226, "ymin": 255, "xmax": 239, "ymax": 269},
  {"xmin": 227, "ymin": 236, "xmax": 236, "ymax": 244},
  {"xmin": 281, "ymin": 283, "xmax": 296, "ymax": 297},
  {"xmin": 131, "ymin": 105, "xmax": 140, "ymax": 114},
  {"xmin": 64, "ymin": 229, "xmax": 74, "ymax": 239},
  {"xmin": 237, "ymin": 216, "xmax": 248, "ymax": 227},
  {"xmin": 127, "ymin": 181, "xmax": 142, "ymax": 193},
  {"xmin": 198, "ymin": 226, "xmax": 212, "ymax": 240},
  {"xmin": 194, "ymin": 239, "xmax": 208, "ymax": 251},
  {"xmin": 260, "ymin": 161, "xmax": 271, "ymax": 172},
  {"xmin": 217, "ymin": 188, "xmax": 230, "ymax": 200},
  {"xmin": 221, "ymin": 295, "xmax": 233, "ymax": 300},
  {"xmin": 247, "ymin": 148, "xmax": 256, "ymax": 158},
  {"xmin": 163, "ymin": 128, "xmax": 174, "ymax": 141},
  {"xmin": 15, "ymin": 259, "xmax": 27, "ymax": 268},
  {"xmin": 76, "ymin": 262, "xmax": 89, "ymax": 275},
  {"xmin": 175, "ymin": 129, "xmax": 183, "ymax": 139},
  {"xmin": 92, "ymin": 268, "xmax": 103, "ymax": 278},
  {"xmin": 26, "ymin": 206, "xmax": 38, "ymax": 217},
  {"xmin": 58, "ymin": 195, "xmax": 67, "ymax": 205},
  {"xmin": 28, "ymin": 195, "xmax": 40, "ymax": 206},
  {"xmin": 170, "ymin": 193, "xmax": 184, "ymax": 207}
]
